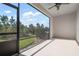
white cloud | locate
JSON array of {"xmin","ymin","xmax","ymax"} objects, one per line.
[
  {"xmin": 21, "ymin": 11, "xmax": 40, "ymax": 23},
  {"xmin": 34, "ymin": 12, "xmax": 41, "ymax": 16},
  {"xmin": 4, "ymin": 10, "xmax": 12, "ymax": 14},
  {"xmin": 22, "ymin": 11, "xmax": 40, "ymax": 19},
  {"xmin": 26, "ymin": 19, "xmax": 33, "ymax": 21},
  {"xmin": 8, "ymin": 16, "xmax": 11, "ymax": 20}
]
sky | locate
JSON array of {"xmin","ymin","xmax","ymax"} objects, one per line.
[
  {"xmin": 0, "ymin": 4, "xmax": 16, "ymax": 20},
  {"xmin": 0, "ymin": 3, "xmax": 49, "ymax": 27}
]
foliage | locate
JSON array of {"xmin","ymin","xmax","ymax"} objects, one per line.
[
  {"xmin": 0, "ymin": 15, "xmax": 16, "ymax": 39},
  {"xmin": 0, "ymin": 15, "xmax": 16, "ymax": 32},
  {"xmin": 28, "ymin": 24, "xmax": 35, "ymax": 35},
  {"xmin": 0, "ymin": 15, "xmax": 49, "ymax": 40}
]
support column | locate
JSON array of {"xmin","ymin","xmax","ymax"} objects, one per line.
[{"xmin": 49, "ymin": 16, "xmax": 53, "ymax": 39}]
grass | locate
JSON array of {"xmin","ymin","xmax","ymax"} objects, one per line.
[
  {"xmin": 19, "ymin": 37, "xmax": 35, "ymax": 49},
  {"xmin": 0, "ymin": 36, "xmax": 36, "ymax": 49}
]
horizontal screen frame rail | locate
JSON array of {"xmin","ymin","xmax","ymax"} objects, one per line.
[{"xmin": 0, "ymin": 32, "xmax": 17, "ymax": 35}]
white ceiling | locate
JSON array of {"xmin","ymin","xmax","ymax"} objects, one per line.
[{"xmin": 40, "ymin": 3, "xmax": 79, "ymax": 16}]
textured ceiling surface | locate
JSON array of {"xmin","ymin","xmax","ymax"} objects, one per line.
[{"xmin": 40, "ymin": 3, "xmax": 79, "ymax": 16}]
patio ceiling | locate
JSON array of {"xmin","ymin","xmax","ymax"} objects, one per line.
[{"xmin": 32, "ymin": 3, "xmax": 79, "ymax": 17}]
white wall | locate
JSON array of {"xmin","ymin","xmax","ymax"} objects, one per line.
[
  {"xmin": 76, "ymin": 9, "xmax": 79, "ymax": 42},
  {"xmin": 53, "ymin": 13, "xmax": 76, "ymax": 39}
]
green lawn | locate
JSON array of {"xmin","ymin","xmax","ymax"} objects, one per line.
[
  {"xmin": 19, "ymin": 37, "xmax": 35, "ymax": 49},
  {"xmin": 0, "ymin": 36, "xmax": 36, "ymax": 49}
]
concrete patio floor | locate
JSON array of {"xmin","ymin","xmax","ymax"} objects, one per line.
[
  {"xmin": 21, "ymin": 39, "xmax": 79, "ymax": 56},
  {"xmin": 21, "ymin": 40, "xmax": 52, "ymax": 56}
]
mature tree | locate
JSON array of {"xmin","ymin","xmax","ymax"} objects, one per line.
[
  {"xmin": 35, "ymin": 23, "xmax": 49, "ymax": 39},
  {"xmin": 0, "ymin": 15, "xmax": 9, "ymax": 32},
  {"xmin": 0, "ymin": 15, "xmax": 3, "ymax": 31},
  {"xmin": 28, "ymin": 24, "xmax": 35, "ymax": 35},
  {"xmin": 24, "ymin": 25, "xmax": 29, "ymax": 34},
  {"xmin": 40, "ymin": 24, "xmax": 46, "ymax": 38},
  {"xmin": 20, "ymin": 21, "xmax": 28, "ymax": 37},
  {"xmin": 0, "ymin": 15, "xmax": 17, "ymax": 40},
  {"xmin": 10, "ymin": 16, "xmax": 15, "ymax": 26},
  {"xmin": 1, "ymin": 15, "xmax": 8, "ymax": 25},
  {"xmin": 20, "ymin": 22, "xmax": 25, "ymax": 33},
  {"xmin": 44, "ymin": 27, "xmax": 49, "ymax": 35},
  {"xmin": 0, "ymin": 22, "xmax": 2, "ymax": 29},
  {"xmin": 35, "ymin": 23, "xmax": 41, "ymax": 38},
  {"xmin": 9, "ymin": 16, "xmax": 16, "ymax": 32},
  {"xmin": 0, "ymin": 15, "xmax": 17, "ymax": 32},
  {"xmin": 0, "ymin": 15, "xmax": 9, "ymax": 39}
]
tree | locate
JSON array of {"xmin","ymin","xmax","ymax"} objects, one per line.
[
  {"xmin": 24, "ymin": 25, "xmax": 29, "ymax": 34},
  {"xmin": 44, "ymin": 27, "xmax": 49, "ymax": 34},
  {"xmin": 20, "ymin": 21, "xmax": 27, "ymax": 37},
  {"xmin": 0, "ymin": 22, "xmax": 2, "ymax": 30},
  {"xmin": 40, "ymin": 24, "xmax": 46, "ymax": 38},
  {"xmin": 35, "ymin": 23, "xmax": 49, "ymax": 39},
  {"xmin": 10, "ymin": 16, "xmax": 15, "ymax": 26},
  {"xmin": 0, "ymin": 15, "xmax": 9, "ymax": 32},
  {"xmin": 9, "ymin": 16, "xmax": 16, "ymax": 32},
  {"xmin": 0, "ymin": 15, "xmax": 17, "ymax": 40},
  {"xmin": 0, "ymin": 15, "xmax": 2, "ymax": 31},
  {"xmin": 20, "ymin": 22, "xmax": 25, "ymax": 33},
  {"xmin": 28, "ymin": 24, "xmax": 35, "ymax": 35},
  {"xmin": 1, "ymin": 15, "xmax": 8, "ymax": 25},
  {"xmin": 35, "ymin": 23, "xmax": 41, "ymax": 38},
  {"xmin": 0, "ymin": 15, "xmax": 9, "ymax": 39}
]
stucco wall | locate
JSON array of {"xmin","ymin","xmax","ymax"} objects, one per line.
[{"xmin": 53, "ymin": 13, "xmax": 76, "ymax": 39}]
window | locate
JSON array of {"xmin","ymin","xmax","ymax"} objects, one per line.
[{"xmin": 19, "ymin": 3, "xmax": 50, "ymax": 50}]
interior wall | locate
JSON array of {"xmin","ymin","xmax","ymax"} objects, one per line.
[{"xmin": 53, "ymin": 13, "xmax": 76, "ymax": 39}]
